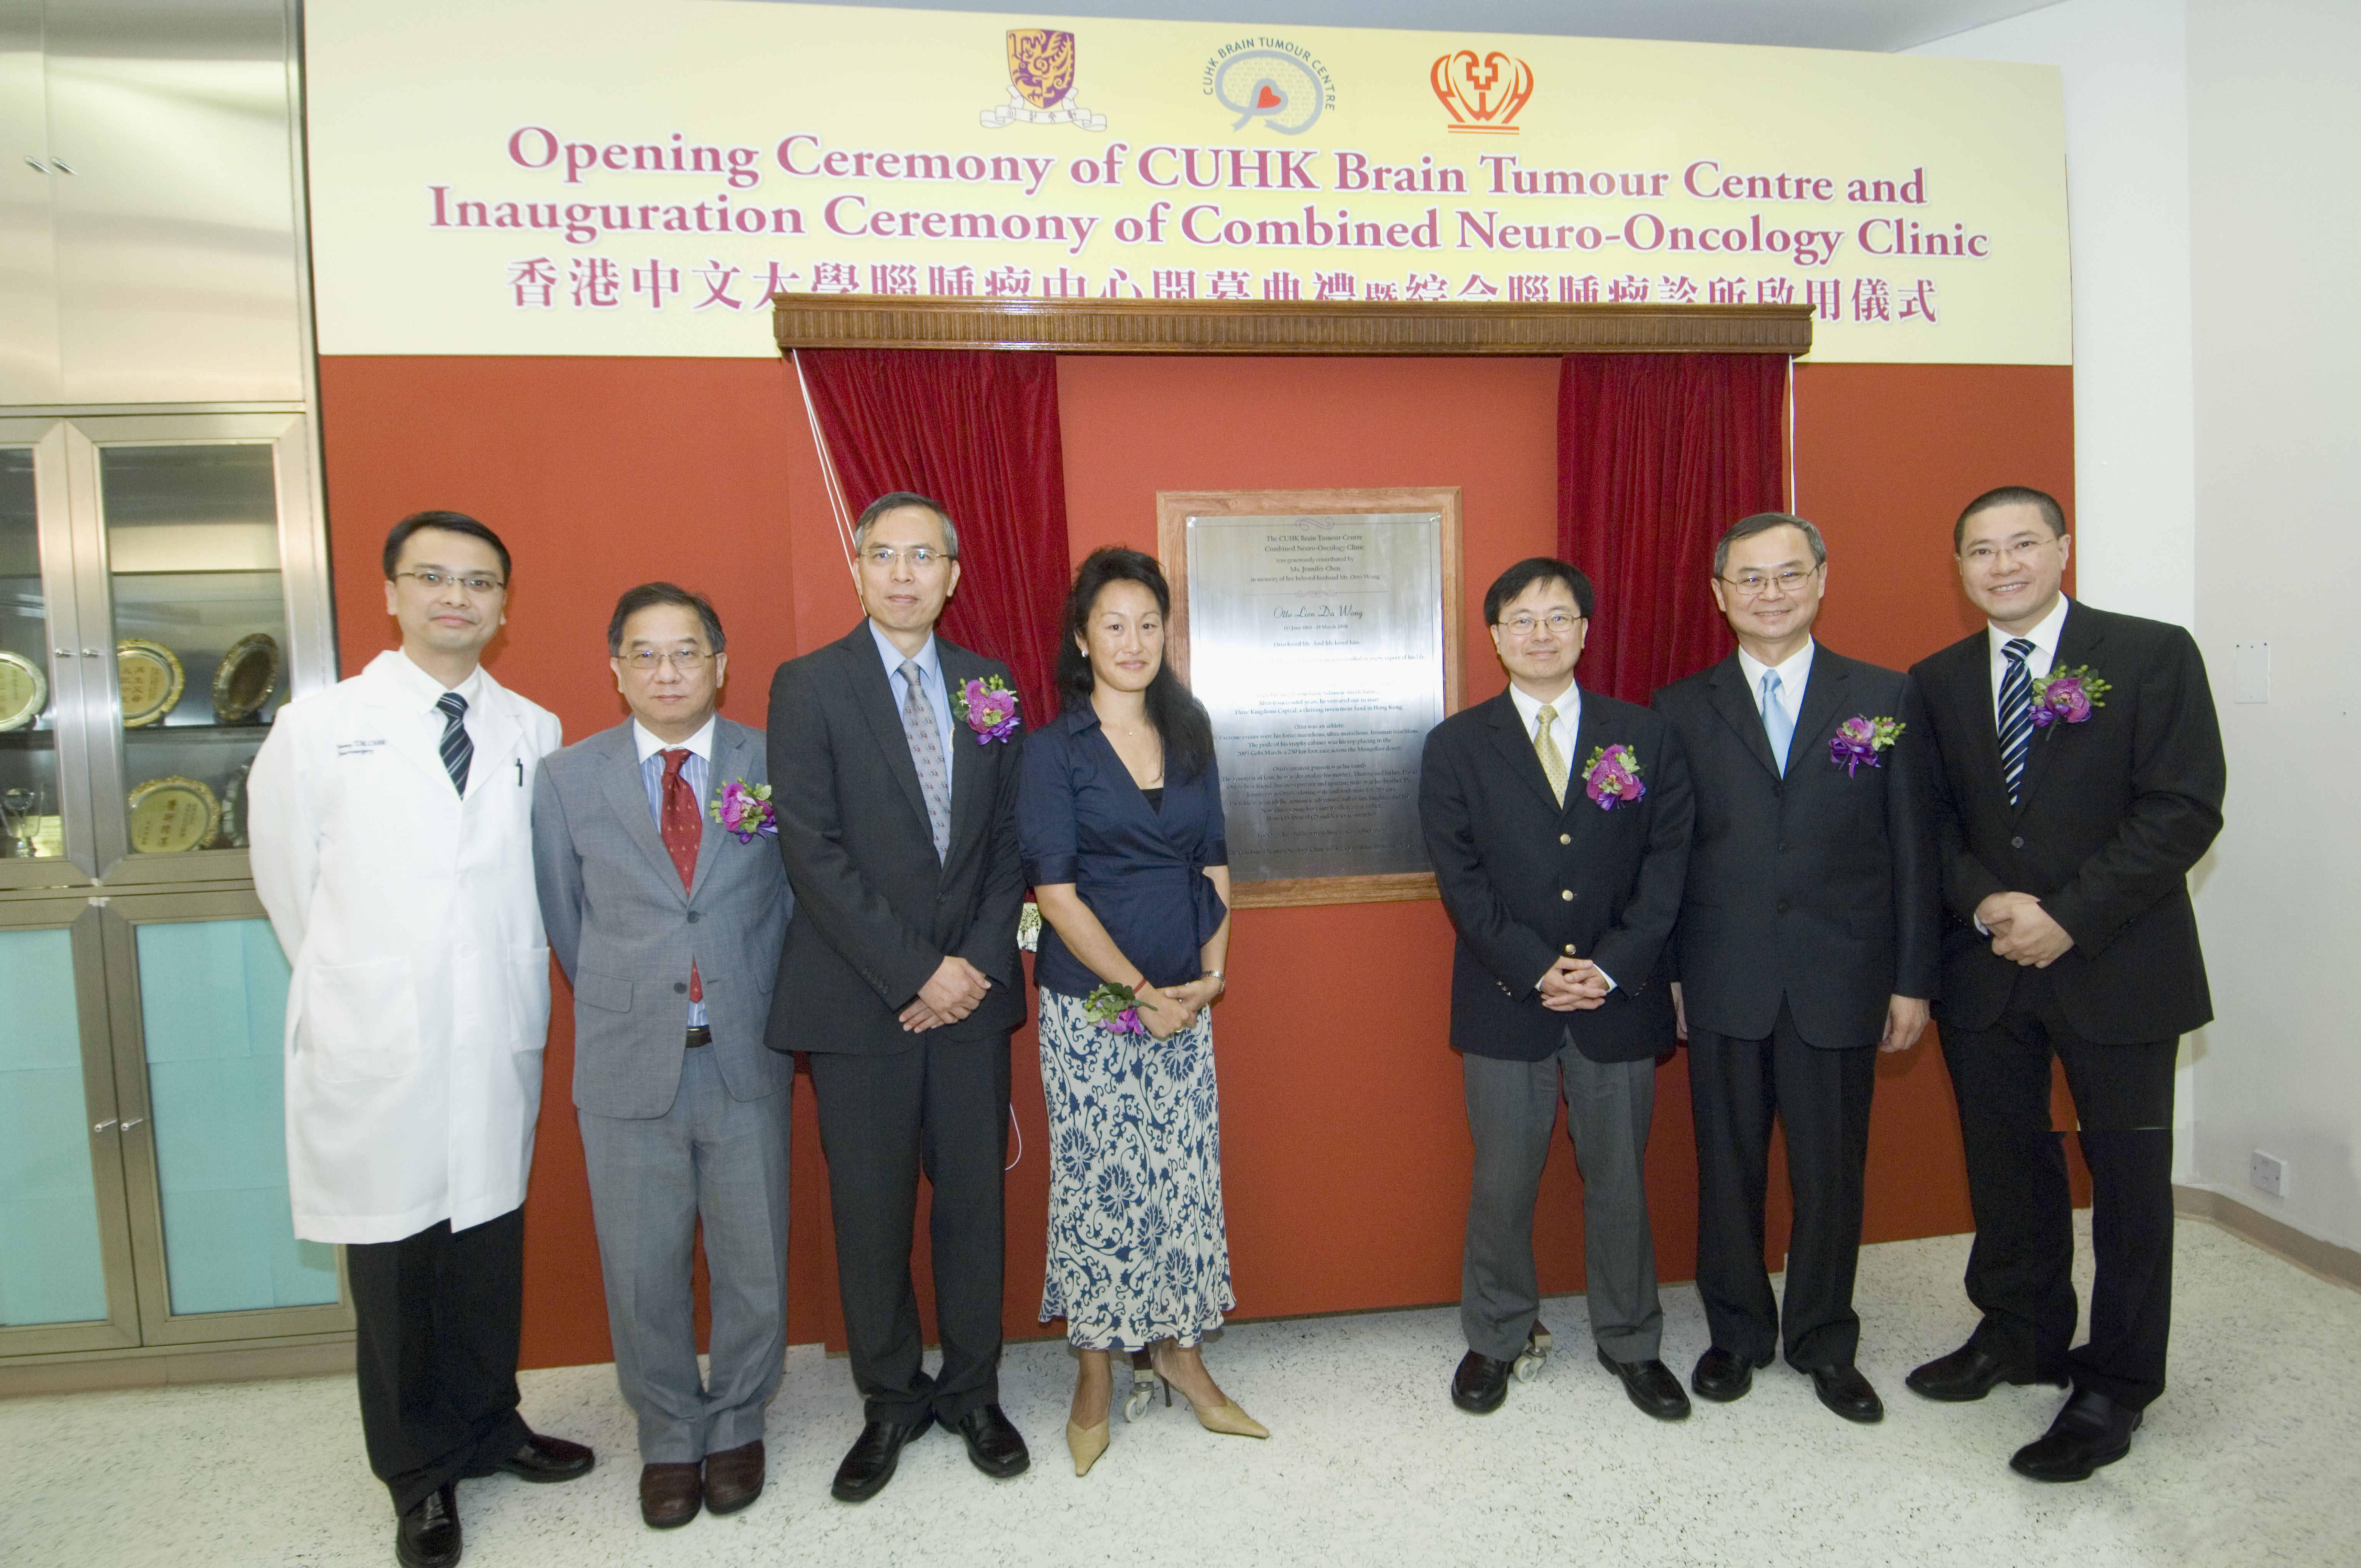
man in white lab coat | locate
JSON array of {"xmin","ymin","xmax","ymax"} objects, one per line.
[{"xmin": 251, "ymin": 511, "xmax": 591, "ymax": 1568}]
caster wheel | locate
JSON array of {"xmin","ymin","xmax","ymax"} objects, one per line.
[{"xmin": 1124, "ymin": 1370, "xmax": 1157, "ymax": 1422}]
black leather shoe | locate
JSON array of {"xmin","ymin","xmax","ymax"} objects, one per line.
[
  {"xmin": 952, "ymin": 1404, "xmax": 1031, "ymax": 1479},
  {"xmin": 2010, "ymin": 1390, "xmax": 2142, "ymax": 1482},
  {"xmin": 396, "ymin": 1482, "xmax": 462, "ymax": 1568},
  {"xmin": 1805, "ymin": 1362, "xmax": 1886, "ymax": 1423},
  {"xmin": 830, "ymin": 1415, "xmax": 931, "ymax": 1503},
  {"xmin": 495, "ymin": 1432, "xmax": 595, "ymax": 1483},
  {"xmin": 1451, "ymin": 1350, "xmax": 1512, "ymax": 1414},
  {"xmin": 1690, "ymin": 1346, "xmax": 1760, "ymax": 1403},
  {"xmin": 1597, "ymin": 1348, "xmax": 1691, "ymax": 1421},
  {"xmin": 1905, "ymin": 1340, "xmax": 2065, "ymax": 1402}
]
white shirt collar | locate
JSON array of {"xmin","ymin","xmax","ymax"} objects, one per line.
[
  {"xmin": 389, "ymin": 649, "xmax": 487, "ymax": 710},
  {"xmin": 633, "ymin": 716, "xmax": 716, "ymax": 763},
  {"xmin": 1988, "ymin": 594, "xmax": 2070, "ymax": 662},
  {"xmin": 1505, "ymin": 678, "xmax": 1581, "ymax": 737},
  {"xmin": 1735, "ymin": 639, "xmax": 1816, "ymax": 712},
  {"xmin": 868, "ymin": 620, "xmax": 940, "ymax": 684}
]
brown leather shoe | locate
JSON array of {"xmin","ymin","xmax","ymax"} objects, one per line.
[
  {"xmin": 702, "ymin": 1440, "xmax": 765, "ymax": 1516},
  {"xmin": 639, "ymin": 1462, "xmax": 702, "ymax": 1529}
]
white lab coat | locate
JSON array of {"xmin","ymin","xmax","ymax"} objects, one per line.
[{"xmin": 249, "ymin": 650, "xmax": 564, "ymax": 1244}]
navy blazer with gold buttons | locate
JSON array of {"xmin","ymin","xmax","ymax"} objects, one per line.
[{"xmin": 1419, "ymin": 684, "xmax": 1694, "ymax": 1064}]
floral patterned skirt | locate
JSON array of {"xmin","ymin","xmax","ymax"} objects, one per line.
[{"xmin": 1036, "ymin": 988, "xmax": 1237, "ymax": 1351}]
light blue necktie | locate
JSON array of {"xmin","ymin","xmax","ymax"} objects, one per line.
[{"xmin": 1760, "ymin": 670, "xmax": 1794, "ymax": 774}]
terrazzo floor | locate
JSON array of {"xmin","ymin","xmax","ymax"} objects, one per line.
[{"xmin": 4, "ymin": 1214, "xmax": 2355, "ymax": 1568}]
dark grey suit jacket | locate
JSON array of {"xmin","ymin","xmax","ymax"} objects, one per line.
[
  {"xmin": 763, "ymin": 623, "xmax": 1026, "ymax": 1055},
  {"xmin": 1912, "ymin": 599, "xmax": 2225, "ymax": 1042},
  {"xmin": 1652, "ymin": 647, "xmax": 1939, "ymax": 1050},
  {"xmin": 533, "ymin": 717, "xmax": 793, "ymax": 1118}
]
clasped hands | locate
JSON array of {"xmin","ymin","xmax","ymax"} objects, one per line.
[
  {"xmin": 1129, "ymin": 976, "xmax": 1223, "ymax": 1040},
  {"xmin": 1975, "ymin": 891, "xmax": 2075, "ymax": 969},
  {"xmin": 898, "ymin": 956, "xmax": 993, "ymax": 1032},
  {"xmin": 1537, "ymin": 954, "xmax": 1610, "ymax": 1012}
]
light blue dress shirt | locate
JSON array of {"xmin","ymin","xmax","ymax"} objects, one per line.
[{"xmin": 868, "ymin": 620, "xmax": 957, "ymax": 782}]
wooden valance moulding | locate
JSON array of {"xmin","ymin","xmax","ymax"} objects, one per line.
[{"xmin": 771, "ymin": 294, "xmax": 1812, "ymax": 357}]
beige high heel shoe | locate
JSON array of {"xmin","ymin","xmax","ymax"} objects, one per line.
[
  {"xmin": 1150, "ymin": 1349, "xmax": 1270, "ymax": 1440},
  {"xmin": 1066, "ymin": 1417, "xmax": 1110, "ymax": 1476}
]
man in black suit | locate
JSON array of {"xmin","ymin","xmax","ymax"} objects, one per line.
[
  {"xmin": 1422, "ymin": 558, "xmax": 1696, "ymax": 1423},
  {"xmin": 765, "ymin": 492, "xmax": 1031, "ymax": 1500},
  {"xmin": 1906, "ymin": 486, "xmax": 2224, "ymax": 1482},
  {"xmin": 1652, "ymin": 512, "xmax": 1938, "ymax": 1425}
]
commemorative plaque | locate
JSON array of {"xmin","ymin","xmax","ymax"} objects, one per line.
[
  {"xmin": 0, "ymin": 650, "xmax": 45, "ymax": 731},
  {"xmin": 117, "ymin": 639, "xmax": 184, "ymax": 727},
  {"xmin": 211, "ymin": 632, "xmax": 281, "ymax": 723},
  {"xmin": 1159, "ymin": 488, "xmax": 1460, "ymax": 905},
  {"xmin": 127, "ymin": 775, "xmax": 220, "ymax": 853}
]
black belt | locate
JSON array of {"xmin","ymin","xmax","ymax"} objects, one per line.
[{"xmin": 685, "ymin": 1025, "xmax": 712, "ymax": 1048}]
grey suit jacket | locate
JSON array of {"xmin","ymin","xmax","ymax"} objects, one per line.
[{"xmin": 533, "ymin": 717, "xmax": 793, "ymax": 1118}]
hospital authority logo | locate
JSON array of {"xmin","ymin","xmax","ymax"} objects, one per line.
[
  {"xmin": 1203, "ymin": 37, "xmax": 1334, "ymax": 135},
  {"xmin": 1431, "ymin": 50, "xmax": 1534, "ymax": 134},
  {"xmin": 982, "ymin": 28, "xmax": 1109, "ymax": 130}
]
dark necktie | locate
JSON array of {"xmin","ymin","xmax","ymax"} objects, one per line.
[
  {"xmin": 1997, "ymin": 637, "xmax": 2036, "ymax": 806},
  {"xmin": 898, "ymin": 659, "xmax": 951, "ymax": 859},
  {"xmin": 435, "ymin": 691, "xmax": 471, "ymax": 796},
  {"xmin": 659, "ymin": 748, "xmax": 702, "ymax": 1003}
]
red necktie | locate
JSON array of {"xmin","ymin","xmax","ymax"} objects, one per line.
[{"xmin": 659, "ymin": 748, "xmax": 702, "ymax": 1002}]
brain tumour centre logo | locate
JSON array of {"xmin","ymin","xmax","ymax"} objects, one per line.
[
  {"xmin": 1431, "ymin": 49, "xmax": 1534, "ymax": 134},
  {"xmin": 984, "ymin": 28, "xmax": 1109, "ymax": 130},
  {"xmin": 1204, "ymin": 39, "xmax": 1332, "ymax": 135}
]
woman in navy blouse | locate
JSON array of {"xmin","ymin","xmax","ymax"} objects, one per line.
[{"xmin": 1018, "ymin": 546, "xmax": 1262, "ymax": 1478}]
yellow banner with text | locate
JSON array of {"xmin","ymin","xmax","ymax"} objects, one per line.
[{"xmin": 305, "ymin": 0, "xmax": 2070, "ymax": 364}]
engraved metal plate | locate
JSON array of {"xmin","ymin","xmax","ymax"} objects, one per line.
[
  {"xmin": 127, "ymin": 774, "xmax": 220, "ymax": 853},
  {"xmin": 117, "ymin": 639, "xmax": 184, "ymax": 727},
  {"xmin": 0, "ymin": 649, "xmax": 45, "ymax": 731},
  {"xmin": 1185, "ymin": 512, "xmax": 1446, "ymax": 881},
  {"xmin": 211, "ymin": 631, "xmax": 281, "ymax": 723}
]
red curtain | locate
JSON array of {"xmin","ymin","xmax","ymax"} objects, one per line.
[
  {"xmin": 798, "ymin": 347, "xmax": 1071, "ymax": 728},
  {"xmin": 1556, "ymin": 353, "xmax": 1788, "ymax": 704}
]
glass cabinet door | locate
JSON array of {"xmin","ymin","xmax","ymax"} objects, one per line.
[
  {"xmin": 0, "ymin": 898, "xmax": 141, "ymax": 1356},
  {"xmin": 0, "ymin": 420, "xmax": 96, "ymax": 886},
  {"xmin": 60, "ymin": 413, "xmax": 332, "ymax": 883}
]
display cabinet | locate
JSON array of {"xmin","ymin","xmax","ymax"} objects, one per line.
[{"xmin": 0, "ymin": 411, "xmax": 334, "ymax": 890}]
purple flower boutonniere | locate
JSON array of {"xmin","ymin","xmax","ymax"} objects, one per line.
[
  {"xmin": 1084, "ymin": 981, "xmax": 1146, "ymax": 1035},
  {"xmin": 1829, "ymin": 715, "xmax": 1905, "ymax": 777},
  {"xmin": 709, "ymin": 778, "xmax": 777, "ymax": 843},
  {"xmin": 954, "ymin": 674, "xmax": 1020, "ymax": 743},
  {"xmin": 2031, "ymin": 665, "xmax": 2109, "ymax": 727},
  {"xmin": 1581, "ymin": 743, "xmax": 1647, "ymax": 810}
]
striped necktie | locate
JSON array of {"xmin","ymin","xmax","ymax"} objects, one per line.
[
  {"xmin": 435, "ymin": 691, "xmax": 471, "ymax": 796},
  {"xmin": 1997, "ymin": 637, "xmax": 2036, "ymax": 806}
]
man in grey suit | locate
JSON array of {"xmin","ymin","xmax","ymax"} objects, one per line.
[{"xmin": 532, "ymin": 583, "xmax": 792, "ymax": 1530}]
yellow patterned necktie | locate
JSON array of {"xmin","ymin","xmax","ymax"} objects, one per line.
[{"xmin": 1534, "ymin": 704, "xmax": 1569, "ymax": 806}]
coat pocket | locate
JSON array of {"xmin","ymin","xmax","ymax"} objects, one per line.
[
  {"xmin": 302, "ymin": 957, "xmax": 422, "ymax": 1082},
  {"xmin": 576, "ymin": 967, "xmax": 633, "ymax": 1013},
  {"xmin": 508, "ymin": 945, "xmax": 553, "ymax": 1052}
]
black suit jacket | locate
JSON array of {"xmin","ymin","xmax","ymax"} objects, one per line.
[
  {"xmin": 1652, "ymin": 647, "xmax": 1940, "ymax": 1050},
  {"xmin": 764, "ymin": 623, "xmax": 1027, "ymax": 1055},
  {"xmin": 1911, "ymin": 600, "xmax": 2224, "ymax": 1042},
  {"xmin": 1420, "ymin": 685, "xmax": 1694, "ymax": 1063}
]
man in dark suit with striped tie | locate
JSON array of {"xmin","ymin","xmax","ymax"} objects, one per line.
[{"xmin": 1905, "ymin": 486, "xmax": 2224, "ymax": 1481}]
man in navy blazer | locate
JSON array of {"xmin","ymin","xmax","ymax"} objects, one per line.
[
  {"xmin": 1421, "ymin": 557, "xmax": 1696, "ymax": 1423},
  {"xmin": 533, "ymin": 584, "xmax": 792, "ymax": 1529},
  {"xmin": 1906, "ymin": 486, "xmax": 2224, "ymax": 1482},
  {"xmin": 1652, "ymin": 513, "xmax": 1938, "ymax": 1426}
]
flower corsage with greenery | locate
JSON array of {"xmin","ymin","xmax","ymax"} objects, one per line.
[
  {"xmin": 2031, "ymin": 665, "xmax": 2109, "ymax": 727},
  {"xmin": 1829, "ymin": 715, "xmax": 1904, "ymax": 777},
  {"xmin": 954, "ymin": 675, "xmax": 1020, "ymax": 743},
  {"xmin": 709, "ymin": 778, "xmax": 777, "ymax": 843},
  {"xmin": 1581, "ymin": 743, "xmax": 1647, "ymax": 810},
  {"xmin": 1083, "ymin": 981, "xmax": 1147, "ymax": 1035}
]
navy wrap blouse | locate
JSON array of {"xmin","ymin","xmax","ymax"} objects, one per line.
[{"xmin": 1017, "ymin": 704, "xmax": 1230, "ymax": 999}]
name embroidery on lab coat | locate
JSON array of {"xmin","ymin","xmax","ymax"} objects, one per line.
[{"xmin": 336, "ymin": 738, "xmax": 387, "ymax": 757}]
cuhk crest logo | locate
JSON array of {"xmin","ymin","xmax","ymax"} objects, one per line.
[
  {"xmin": 983, "ymin": 28, "xmax": 1108, "ymax": 130},
  {"xmin": 1431, "ymin": 50, "xmax": 1533, "ymax": 134}
]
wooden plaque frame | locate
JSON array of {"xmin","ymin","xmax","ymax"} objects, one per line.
[{"xmin": 1157, "ymin": 487, "xmax": 1461, "ymax": 909}]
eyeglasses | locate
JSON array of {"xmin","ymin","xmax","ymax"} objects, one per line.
[
  {"xmin": 1719, "ymin": 565, "xmax": 1820, "ymax": 598},
  {"xmin": 394, "ymin": 569, "xmax": 506, "ymax": 596},
  {"xmin": 1960, "ymin": 538, "xmax": 2057, "ymax": 566},
  {"xmin": 860, "ymin": 545, "xmax": 953, "ymax": 570},
  {"xmin": 1498, "ymin": 611, "xmax": 1581, "ymax": 637},
  {"xmin": 621, "ymin": 649, "xmax": 713, "ymax": 671}
]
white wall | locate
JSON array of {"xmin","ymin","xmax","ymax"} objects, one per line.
[{"xmin": 1919, "ymin": 0, "xmax": 2361, "ymax": 1252}]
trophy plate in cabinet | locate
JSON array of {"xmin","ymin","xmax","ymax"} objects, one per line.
[
  {"xmin": 128, "ymin": 775, "xmax": 220, "ymax": 853},
  {"xmin": 0, "ymin": 650, "xmax": 45, "ymax": 732},
  {"xmin": 117, "ymin": 639, "xmax": 185, "ymax": 728},
  {"xmin": 211, "ymin": 632, "xmax": 282, "ymax": 723}
]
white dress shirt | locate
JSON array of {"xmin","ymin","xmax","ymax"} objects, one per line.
[
  {"xmin": 1987, "ymin": 595, "xmax": 2070, "ymax": 726},
  {"xmin": 1503, "ymin": 678, "xmax": 1615, "ymax": 994},
  {"xmin": 1735, "ymin": 638, "xmax": 1816, "ymax": 718},
  {"xmin": 634, "ymin": 717, "xmax": 714, "ymax": 1027}
]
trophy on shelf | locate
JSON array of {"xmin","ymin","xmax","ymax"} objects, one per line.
[
  {"xmin": 211, "ymin": 632, "xmax": 281, "ymax": 724},
  {"xmin": 2, "ymin": 786, "xmax": 38, "ymax": 859},
  {"xmin": 117, "ymin": 639, "xmax": 185, "ymax": 727},
  {"xmin": 216, "ymin": 755, "xmax": 255, "ymax": 849},
  {"xmin": 0, "ymin": 650, "xmax": 46, "ymax": 732},
  {"xmin": 127, "ymin": 775, "xmax": 220, "ymax": 853}
]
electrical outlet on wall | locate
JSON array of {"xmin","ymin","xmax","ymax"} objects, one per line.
[{"xmin": 2250, "ymin": 1150, "xmax": 2288, "ymax": 1198}]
